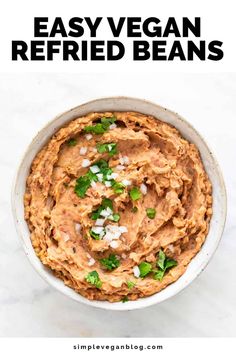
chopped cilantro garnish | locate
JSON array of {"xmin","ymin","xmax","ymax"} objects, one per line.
[
  {"xmin": 84, "ymin": 116, "xmax": 117, "ymax": 135},
  {"xmin": 138, "ymin": 262, "xmax": 152, "ymax": 278},
  {"xmin": 74, "ymin": 175, "xmax": 91, "ymax": 198},
  {"xmin": 153, "ymin": 250, "xmax": 177, "ymax": 281},
  {"xmin": 127, "ymin": 281, "xmax": 136, "ymax": 289},
  {"xmin": 146, "ymin": 208, "xmax": 156, "ymax": 219},
  {"xmin": 91, "ymin": 198, "xmax": 113, "ymax": 220},
  {"xmin": 100, "ymin": 254, "xmax": 120, "ymax": 270},
  {"xmin": 97, "ymin": 142, "xmax": 118, "ymax": 157},
  {"xmin": 95, "ymin": 159, "xmax": 113, "ymax": 181},
  {"xmin": 122, "ymin": 296, "xmax": 129, "ymax": 303},
  {"xmin": 74, "ymin": 170, "xmax": 98, "ymax": 198},
  {"xmin": 84, "ymin": 123, "xmax": 106, "ymax": 134},
  {"xmin": 131, "ymin": 206, "xmax": 138, "ymax": 213},
  {"xmin": 85, "ymin": 271, "xmax": 102, "ymax": 288},
  {"xmin": 89, "ymin": 229, "xmax": 101, "ymax": 240},
  {"xmin": 67, "ymin": 138, "xmax": 77, "ymax": 146},
  {"xmin": 102, "ymin": 198, "xmax": 113, "ymax": 209},
  {"xmin": 129, "ymin": 187, "xmax": 142, "ymax": 201},
  {"xmin": 112, "ymin": 181, "xmax": 125, "ymax": 194},
  {"xmin": 110, "ymin": 213, "xmax": 120, "ymax": 222}
]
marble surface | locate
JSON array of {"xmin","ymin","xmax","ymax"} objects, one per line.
[{"xmin": 0, "ymin": 73, "xmax": 235, "ymax": 337}]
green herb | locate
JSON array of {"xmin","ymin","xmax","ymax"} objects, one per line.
[
  {"xmin": 95, "ymin": 159, "xmax": 113, "ymax": 181},
  {"xmin": 146, "ymin": 208, "xmax": 156, "ymax": 219},
  {"xmin": 109, "ymin": 213, "xmax": 120, "ymax": 222},
  {"xmin": 97, "ymin": 142, "xmax": 118, "ymax": 157},
  {"xmin": 129, "ymin": 187, "xmax": 142, "ymax": 201},
  {"xmin": 84, "ymin": 123, "xmax": 107, "ymax": 134},
  {"xmin": 85, "ymin": 271, "xmax": 102, "ymax": 288},
  {"xmin": 100, "ymin": 254, "xmax": 120, "ymax": 270},
  {"xmin": 67, "ymin": 138, "xmax": 77, "ymax": 146},
  {"xmin": 153, "ymin": 269, "xmax": 165, "ymax": 281},
  {"xmin": 74, "ymin": 175, "xmax": 92, "ymax": 198},
  {"xmin": 89, "ymin": 229, "xmax": 101, "ymax": 240},
  {"xmin": 122, "ymin": 296, "xmax": 129, "ymax": 303},
  {"xmin": 91, "ymin": 198, "xmax": 113, "ymax": 220},
  {"xmin": 112, "ymin": 181, "xmax": 125, "ymax": 194},
  {"xmin": 131, "ymin": 206, "xmax": 138, "ymax": 213},
  {"xmin": 84, "ymin": 116, "xmax": 117, "ymax": 135},
  {"xmin": 157, "ymin": 250, "xmax": 166, "ymax": 270},
  {"xmin": 138, "ymin": 262, "xmax": 152, "ymax": 278},
  {"xmin": 101, "ymin": 198, "xmax": 113, "ymax": 209},
  {"xmin": 127, "ymin": 281, "xmax": 136, "ymax": 289},
  {"xmin": 154, "ymin": 250, "xmax": 178, "ymax": 281}
]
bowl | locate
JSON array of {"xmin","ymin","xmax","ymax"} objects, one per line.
[{"xmin": 12, "ymin": 97, "xmax": 227, "ymax": 310}]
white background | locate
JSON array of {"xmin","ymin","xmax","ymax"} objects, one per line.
[{"xmin": 0, "ymin": 72, "xmax": 235, "ymax": 337}]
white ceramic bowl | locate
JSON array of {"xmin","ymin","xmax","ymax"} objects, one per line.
[{"xmin": 12, "ymin": 97, "xmax": 227, "ymax": 311}]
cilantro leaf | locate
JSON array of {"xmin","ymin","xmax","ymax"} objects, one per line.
[
  {"xmin": 157, "ymin": 250, "xmax": 166, "ymax": 270},
  {"xmin": 110, "ymin": 213, "xmax": 120, "ymax": 222},
  {"xmin": 85, "ymin": 271, "xmax": 102, "ymax": 288},
  {"xmin": 91, "ymin": 198, "xmax": 113, "ymax": 220},
  {"xmin": 122, "ymin": 296, "xmax": 129, "ymax": 303},
  {"xmin": 74, "ymin": 170, "xmax": 98, "ymax": 198},
  {"xmin": 84, "ymin": 116, "xmax": 117, "ymax": 135},
  {"xmin": 112, "ymin": 181, "xmax": 125, "ymax": 194},
  {"xmin": 138, "ymin": 262, "xmax": 152, "ymax": 278},
  {"xmin": 95, "ymin": 159, "xmax": 113, "ymax": 181},
  {"xmin": 129, "ymin": 187, "xmax": 142, "ymax": 201},
  {"xmin": 67, "ymin": 138, "xmax": 77, "ymax": 146},
  {"xmin": 97, "ymin": 142, "xmax": 118, "ymax": 157},
  {"xmin": 131, "ymin": 206, "xmax": 138, "ymax": 213},
  {"xmin": 74, "ymin": 175, "xmax": 91, "ymax": 198},
  {"xmin": 165, "ymin": 258, "xmax": 178, "ymax": 269},
  {"xmin": 89, "ymin": 229, "xmax": 101, "ymax": 240},
  {"xmin": 154, "ymin": 250, "xmax": 178, "ymax": 281},
  {"xmin": 153, "ymin": 269, "xmax": 165, "ymax": 281},
  {"xmin": 84, "ymin": 123, "xmax": 107, "ymax": 134},
  {"xmin": 127, "ymin": 281, "xmax": 136, "ymax": 289},
  {"xmin": 146, "ymin": 208, "xmax": 156, "ymax": 219},
  {"xmin": 100, "ymin": 254, "xmax": 120, "ymax": 270},
  {"xmin": 101, "ymin": 198, "xmax": 113, "ymax": 210}
]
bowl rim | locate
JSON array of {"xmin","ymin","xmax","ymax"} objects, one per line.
[{"xmin": 11, "ymin": 96, "xmax": 227, "ymax": 311}]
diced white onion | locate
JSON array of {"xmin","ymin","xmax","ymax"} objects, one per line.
[
  {"xmin": 133, "ymin": 266, "xmax": 140, "ymax": 278},
  {"xmin": 123, "ymin": 156, "xmax": 129, "ymax": 165},
  {"xmin": 116, "ymin": 165, "xmax": 125, "ymax": 171},
  {"xmin": 119, "ymin": 226, "xmax": 128, "ymax": 233},
  {"xmin": 79, "ymin": 146, "xmax": 87, "ymax": 155},
  {"xmin": 75, "ymin": 223, "xmax": 81, "ymax": 233},
  {"xmin": 95, "ymin": 218, "xmax": 105, "ymax": 226},
  {"xmin": 96, "ymin": 173, "xmax": 103, "ymax": 182},
  {"xmin": 100, "ymin": 207, "xmax": 113, "ymax": 217},
  {"xmin": 105, "ymin": 181, "xmax": 112, "ymax": 187},
  {"xmin": 110, "ymin": 240, "xmax": 119, "ymax": 249},
  {"xmin": 85, "ymin": 134, "xmax": 93, "ymax": 140},
  {"xmin": 122, "ymin": 179, "xmax": 131, "ymax": 186},
  {"xmin": 91, "ymin": 226, "xmax": 104, "ymax": 235},
  {"xmin": 90, "ymin": 165, "xmax": 100, "ymax": 174},
  {"xmin": 62, "ymin": 232, "xmax": 70, "ymax": 242},
  {"xmin": 90, "ymin": 180, "xmax": 97, "ymax": 188},
  {"xmin": 140, "ymin": 183, "xmax": 147, "ymax": 195},
  {"xmin": 109, "ymin": 123, "xmax": 117, "ymax": 130},
  {"xmin": 82, "ymin": 159, "xmax": 91, "ymax": 168},
  {"xmin": 88, "ymin": 258, "xmax": 96, "ymax": 266}
]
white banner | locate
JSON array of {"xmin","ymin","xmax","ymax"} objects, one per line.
[
  {"xmin": 0, "ymin": 0, "xmax": 235, "ymax": 73},
  {"xmin": 0, "ymin": 338, "xmax": 236, "ymax": 354}
]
